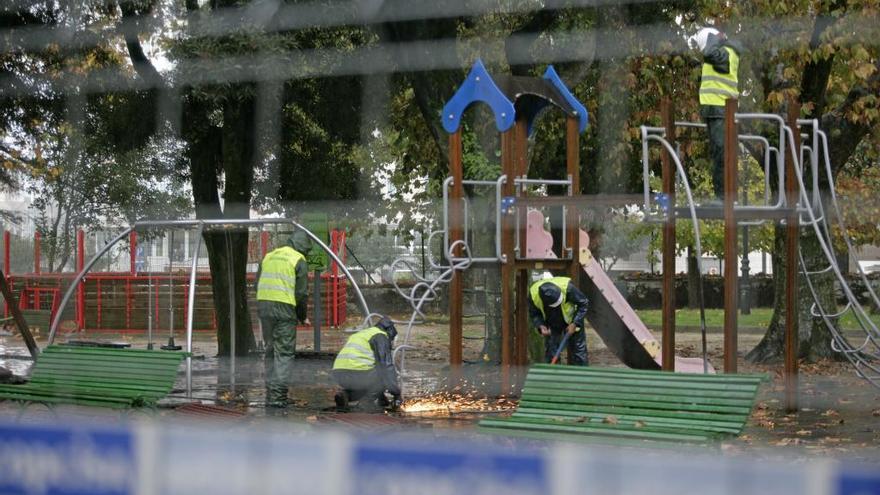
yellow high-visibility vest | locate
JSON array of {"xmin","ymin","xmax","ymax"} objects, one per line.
[
  {"xmin": 529, "ymin": 277, "xmax": 576, "ymax": 325},
  {"xmin": 333, "ymin": 327, "xmax": 384, "ymax": 371},
  {"xmin": 256, "ymin": 246, "xmax": 304, "ymax": 306},
  {"xmin": 699, "ymin": 46, "xmax": 739, "ymax": 106}
]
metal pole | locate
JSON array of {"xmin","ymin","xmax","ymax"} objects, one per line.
[
  {"xmin": 147, "ymin": 241, "xmax": 153, "ymax": 350},
  {"xmin": 226, "ymin": 231, "xmax": 236, "ymax": 394},
  {"xmin": 185, "ymin": 225, "xmax": 203, "ymax": 398}
]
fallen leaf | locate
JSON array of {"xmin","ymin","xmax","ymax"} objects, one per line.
[
  {"xmin": 796, "ymin": 429, "xmax": 812, "ymax": 436},
  {"xmin": 602, "ymin": 415, "xmax": 619, "ymax": 425},
  {"xmin": 633, "ymin": 420, "xmax": 646, "ymax": 428},
  {"xmin": 305, "ymin": 415, "xmax": 318, "ymax": 423},
  {"xmin": 821, "ymin": 409, "xmax": 840, "ymax": 417},
  {"xmin": 872, "ymin": 409, "xmax": 880, "ymax": 417},
  {"xmin": 574, "ymin": 416, "xmax": 587, "ymax": 423}
]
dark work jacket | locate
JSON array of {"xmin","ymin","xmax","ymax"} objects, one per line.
[
  {"xmin": 369, "ymin": 332, "xmax": 401, "ymax": 396},
  {"xmin": 528, "ymin": 282, "xmax": 589, "ymax": 333}
]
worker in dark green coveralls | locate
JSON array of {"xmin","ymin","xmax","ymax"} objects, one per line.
[{"xmin": 256, "ymin": 230, "xmax": 313, "ymax": 408}]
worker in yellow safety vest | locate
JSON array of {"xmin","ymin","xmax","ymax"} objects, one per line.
[
  {"xmin": 332, "ymin": 316, "xmax": 402, "ymax": 412},
  {"xmin": 256, "ymin": 230, "xmax": 313, "ymax": 408},
  {"xmin": 689, "ymin": 26, "xmax": 742, "ymax": 202},
  {"xmin": 528, "ymin": 276, "xmax": 589, "ymax": 365}
]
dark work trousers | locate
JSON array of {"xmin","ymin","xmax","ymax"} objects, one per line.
[
  {"xmin": 332, "ymin": 369, "xmax": 385, "ymax": 404},
  {"xmin": 544, "ymin": 329, "xmax": 588, "ymax": 365},
  {"xmin": 259, "ymin": 300, "xmax": 297, "ymax": 405},
  {"xmin": 705, "ymin": 115, "xmax": 726, "ymax": 199}
]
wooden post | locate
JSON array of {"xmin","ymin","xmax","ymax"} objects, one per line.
[
  {"xmin": 566, "ymin": 116, "xmax": 580, "ymax": 281},
  {"xmin": 448, "ymin": 131, "xmax": 464, "ymax": 374},
  {"xmin": 0, "ymin": 268, "xmax": 39, "ymax": 358},
  {"xmin": 660, "ymin": 99, "xmax": 676, "ymax": 372},
  {"xmin": 785, "ymin": 99, "xmax": 801, "ymax": 412},
  {"xmin": 514, "ymin": 118, "xmax": 529, "ymax": 372},
  {"xmin": 500, "ymin": 128, "xmax": 516, "ymax": 393},
  {"xmin": 723, "ymin": 99, "xmax": 739, "ymax": 373}
]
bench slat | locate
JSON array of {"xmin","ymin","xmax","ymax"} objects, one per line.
[
  {"xmin": 0, "ymin": 345, "xmax": 185, "ymax": 408},
  {"xmin": 480, "ymin": 365, "xmax": 764, "ymax": 443}
]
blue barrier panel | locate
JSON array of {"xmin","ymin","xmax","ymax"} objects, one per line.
[
  {"xmin": 352, "ymin": 437, "xmax": 547, "ymax": 495},
  {"xmin": 837, "ymin": 468, "xmax": 880, "ymax": 495},
  {"xmin": 0, "ymin": 422, "xmax": 135, "ymax": 495}
]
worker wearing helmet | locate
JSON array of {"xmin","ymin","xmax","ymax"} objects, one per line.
[
  {"xmin": 256, "ymin": 230, "xmax": 313, "ymax": 408},
  {"xmin": 528, "ymin": 276, "xmax": 590, "ymax": 365},
  {"xmin": 332, "ymin": 316, "xmax": 402, "ymax": 412},
  {"xmin": 689, "ymin": 26, "xmax": 743, "ymax": 202}
]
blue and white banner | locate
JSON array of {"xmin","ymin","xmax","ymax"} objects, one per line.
[
  {"xmin": 0, "ymin": 420, "xmax": 877, "ymax": 495},
  {"xmin": 0, "ymin": 423, "xmax": 136, "ymax": 495}
]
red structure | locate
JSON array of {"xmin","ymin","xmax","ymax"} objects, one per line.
[{"xmin": 2, "ymin": 228, "xmax": 349, "ymax": 334}]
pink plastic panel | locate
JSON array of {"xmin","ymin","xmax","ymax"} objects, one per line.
[
  {"xmin": 524, "ymin": 209, "xmax": 715, "ymax": 374},
  {"xmin": 525, "ymin": 209, "xmax": 555, "ymax": 258}
]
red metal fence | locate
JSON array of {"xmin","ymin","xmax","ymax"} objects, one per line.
[{"xmin": 2, "ymin": 229, "xmax": 349, "ymax": 333}]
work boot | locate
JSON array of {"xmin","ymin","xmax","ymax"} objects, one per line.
[{"xmin": 334, "ymin": 391, "xmax": 349, "ymax": 412}]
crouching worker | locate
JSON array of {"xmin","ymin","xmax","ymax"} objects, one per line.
[
  {"xmin": 528, "ymin": 276, "xmax": 589, "ymax": 365},
  {"xmin": 332, "ymin": 316, "xmax": 402, "ymax": 412}
]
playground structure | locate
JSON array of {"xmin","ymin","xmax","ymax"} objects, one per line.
[
  {"xmin": 391, "ymin": 60, "xmax": 880, "ymax": 411},
  {"xmin": 392, "ymin": 61, "xmax": 713, "ymax": 391},
  {"xmin": 2, "ymin": 228, "xmax": 350, "ymax": 335},
  {"xmin": 35, "ymin": 219, "xmax": 371, "ymax": 398}
]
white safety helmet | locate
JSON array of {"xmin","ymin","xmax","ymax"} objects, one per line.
[{"xmin": 689, "ymin": 27, "xmax": 720, "ymax": 52}]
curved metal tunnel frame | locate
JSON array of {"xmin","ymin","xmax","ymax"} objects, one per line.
[{"xmin": 46, "ymin": 218, "xmax": 371, "ymax": 399}]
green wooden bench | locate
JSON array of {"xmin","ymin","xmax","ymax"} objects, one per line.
[
  {"xmin": 20, "ymin": 309, "xmax": 51, "ymax": 334},
  {"xmin": 479, "ymin": 364, "xmax": 767, "ymax": 443},
  {"xmin": 0, "ymin": 345, "xmax": 187, "ymax": 409}
]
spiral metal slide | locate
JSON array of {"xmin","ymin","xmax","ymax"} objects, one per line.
[{"xmin": 525, "ymin": 210, "xmax": 714, "ymax": 373}]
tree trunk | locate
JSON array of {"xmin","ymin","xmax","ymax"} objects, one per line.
[
  {"xmin": 183, "ymin": 90, "xmax": 257, "ymax": 357},
  {"xmin": 746, "ymin": 224, "xmax": 838, "ymax": 363}
]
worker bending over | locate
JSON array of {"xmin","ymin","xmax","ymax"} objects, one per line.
[
  {"xmin": 256, "ymin": 230, "xmax": 313, "ymax": 408},
  {"xmin": 333, "ymin": 316, "xmax": 402, "ymax": 411},
  {"xmin": 529, "ymin": 276, "xmax": 589, "ymax": 365}
]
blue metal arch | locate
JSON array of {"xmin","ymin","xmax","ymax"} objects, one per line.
[
  {"xmin": 542, "ymin": 65, "xmax": 589, "ymax": 134},
  {"xmin": 441, "ymin": 60, "xmax": 515, "ymax": 134}
]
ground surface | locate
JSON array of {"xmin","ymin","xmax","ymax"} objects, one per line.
[{"xmin": 0, "ymin": 314, "xmax": 878, "ymax": 461}]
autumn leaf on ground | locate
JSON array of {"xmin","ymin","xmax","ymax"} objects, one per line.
[
  {"xmin": 634, "ymin": 420, "xmax": 647, "ymax": 428},
  {"xmin": 796, "ymin": 429, "xmax": 812, "ymax": 436},
  {"xmin": 775, "ymin": 437, "xmax": 801, "ymax": 447},
  {"xmin": 872, "ymin": 409, "xmax": 880, "ymax": 417},
  {"xmin": 603, "ymin": 415, "xmax": 619, "ymax": 425},
  {"xmin": 822, "ymin": 409, "xmax": 840, "ymax": 417}
]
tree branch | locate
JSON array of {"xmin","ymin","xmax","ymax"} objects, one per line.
[
  {"xmin": 117, "ymin": 2, "xmax": 165, "ymax": 89},
  {"xmin": 799, "ymin": 1, "xmax": 846, "ymax": 119}
]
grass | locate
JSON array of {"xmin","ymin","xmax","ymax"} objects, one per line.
[{"xmin": 634, "ymin": 308, "xmax": 880, "ymax": 330}]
